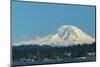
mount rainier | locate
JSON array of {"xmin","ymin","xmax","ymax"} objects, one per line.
[{"xmin": 14, "ymin": 25, "xmax": 95, "ymax": 47}]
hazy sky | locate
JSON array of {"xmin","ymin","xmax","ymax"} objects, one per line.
[{"xmin": 12, "ymin": 1, "xmax": 96, "ymax": 43}]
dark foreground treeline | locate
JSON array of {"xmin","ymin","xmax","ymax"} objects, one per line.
[{"xmin": 12, "ymin": 42, "xmax": 96, "ymax": 61}]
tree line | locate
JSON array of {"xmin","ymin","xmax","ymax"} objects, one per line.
[{"xmin": 12, "ymin": 42, "xmax": 96, "ymax": 61}]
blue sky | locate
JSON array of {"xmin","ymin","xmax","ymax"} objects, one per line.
[{"xmin": 12, "ymin": 1, "xmax": 96, "ymax": 43}]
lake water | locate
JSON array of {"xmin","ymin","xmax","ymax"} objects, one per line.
[{"xmin": 12, "ymin": 56, "xmax": 96, "ymax": 66}]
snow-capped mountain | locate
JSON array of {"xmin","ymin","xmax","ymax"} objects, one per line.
[{"xmin": 14, "ymin": 25, "xmax": 95, "ymax": 47}]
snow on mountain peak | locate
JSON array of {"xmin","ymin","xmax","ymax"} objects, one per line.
[
  {"xmin": 14, "ymin": 24, "xmax": 95, "ymax": 47},
  {"xmin": 58, "ymin": 25, "xmax": 72, "ymax": 32}
]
